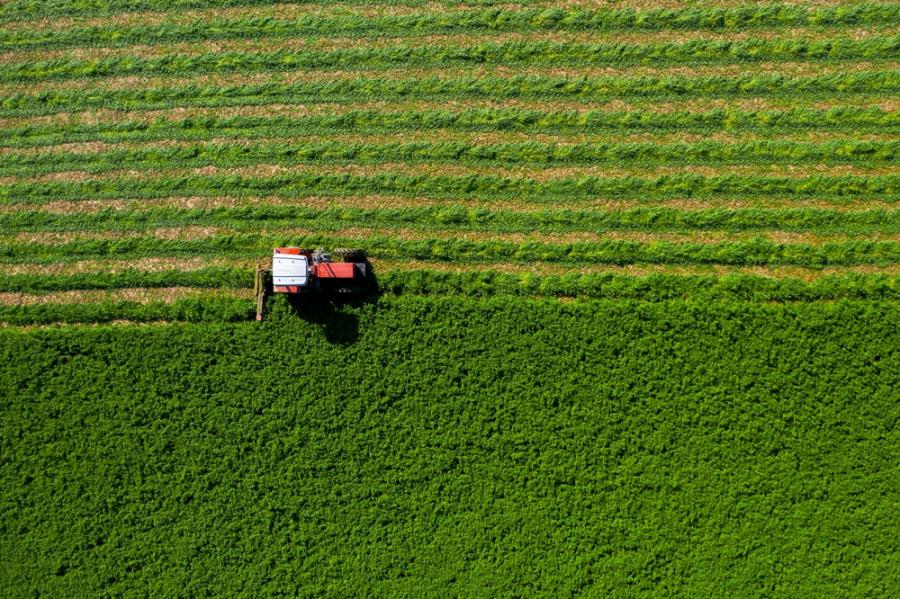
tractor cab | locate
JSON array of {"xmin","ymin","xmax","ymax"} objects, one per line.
[{"xmin": 255, "ymin": 247, "xmax": 367, "ymax": 320}]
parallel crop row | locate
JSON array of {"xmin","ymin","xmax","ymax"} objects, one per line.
[
  {"xmin": 377, "ymin": 270, "xmax": 900, "ymax": 302},
  {"xmin": 0, "ymin": 296, "xmax": 252, "ymax": 325},
  {"xmin": 4, "ymin": 4, "xmax": 898, "ymax": 49},
  {"xmin": 3, "ymin": 173, "xmax": 895, "ymax": 206},
  {"xmin": 6, "ymin": 38, "xmax": 898, "ymax": 82},
  {"xmin": 0, "ymin": 267, "xmax": 249, "ymax": 292},
  {"xmin": 3, "ymin": 72, "xmax": 895, "ymax": 117},
  {"xmin": 5, "ymin": 267, "xmax": 898, "ymax": 302},
  {"xmin": 3, "ymin": 107, "xmax": 897, "ymax": 149},
  {"xmin": 1, "ymin": 272, "xmax": 897, "ymax": 327},
  {"xmin": 5, "ymin": 140, "xmax": 896, "ymax": 176},
  {"xmin": 3, "ymin": 207, "xmax": 896, "ymax": 235},
  {"xmin": 4, "ymin": 235, "xmax": 898, "ymax": 267}
]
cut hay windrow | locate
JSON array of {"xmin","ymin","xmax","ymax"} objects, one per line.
[
  {"xmin": 7, "ymin": 161, "xmax": 892, "ymax": 187},
  {"xmin": 0, "ymin": 286, "xmax": 251, "ymax": 306},
  {"xmin": 1, "ymin": 139, "xmax": 895, "ymax": 177},
  {"xmin": 2, "ymin": 205, "xmax": 895, "ymax": 236},
  {"xmin": 0, "ymin": 294, "xmax": 252, "ymax": 324},
  {"xmin": 5, "ymin": 193, "xmax": 894, "ymax": 216},
  {"xmin": 4, "ymin": 37, "xmax": 897, "ymax": 82},
  {"xmin": 2, "ymin": 107, "xmax": 896, "ymax": 149},
  {"xmin": 3, "ymin": 97, "xmax": 897, "ymax": 130},
  {"xmin": 3, "ymin": 232, "xmax": 898, "ymax": 268},
  {"xmin": 0, "ymin": 268, "xmax": 251, "ymax": 292},
  {"xmin": 1, "ymin": 171, "xmax": 896, "ymax": 207},
  {"xmin": 2, "ymin": 71, "xmax": 895, "ymax": 117},
  {"xmin": 8, "ymin": 60, "xmax": 888, "ymax": 98},
  {"xmin": 4, "ymin": 5, "xmax": 897, "ymax": 50},
  {"xmin": 2, "ymin": 268, "xmax": 898, "ymax": 304},
  {"xmin": 8, "ymin": 28, "xmax": 897, "ymax": 65}
]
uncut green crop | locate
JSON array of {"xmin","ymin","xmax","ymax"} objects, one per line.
[{"xmin": 2, "ymin": 297, "xmax": 898, "ymax": 595}]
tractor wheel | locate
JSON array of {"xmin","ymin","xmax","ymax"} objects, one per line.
[{"xmin": 334, "ymin": 248, "xmax": 365, "ymax": 262}]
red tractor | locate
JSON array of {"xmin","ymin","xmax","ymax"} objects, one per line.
[{"xmin": 254, "ymin": 247, "xmax": 367, "ymax": 320}]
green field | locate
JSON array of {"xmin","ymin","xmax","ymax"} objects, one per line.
[{"xmin": 1, "ymin": 0, "xmax": 899, "ymax": 595}]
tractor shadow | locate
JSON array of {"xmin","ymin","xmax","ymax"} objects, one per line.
[{"xmin": 268, "ymin": 260, "xmax": 381, "ymax": 346}]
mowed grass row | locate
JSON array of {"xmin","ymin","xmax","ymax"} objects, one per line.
[
  {"xmin": 2, "ymin": 107, "xmax": 897, "ymax": 149},
  {"xmin": 2, "ymin": 139, "xmax": 895, "ymax": 177},
  {"xmin": 3, "ymin": 206, "xmax": 897, "ymax": 236},
  {"xmin": 4, "ymin": 4, "xmax": 898, "ymax": 50},
  {"xmin": 4, "ymin": 232, "xmax": 898, "ymax": 267},
  {"xmin": 2, "ymin": 269, "xmax": 899, "ymax": 325},
  {"xmin": 3, "ymin": 72, "xmax": 896, "ymax": 117},
  {"xmin": 4, "ymin": 37, "xmax": 898, "ymax": 82},
  {"xmin": 2, "ymin": 172, "xmax": 896, "ymax": 206}
]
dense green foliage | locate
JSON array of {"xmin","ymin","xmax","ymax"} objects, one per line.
[
  {"xmin": 2, "ymin": 297, "xmax": 898, "ymax": 595},
  {"xmin": 2, "ymin": 1, "xmax": 898, "ymax": 595}
]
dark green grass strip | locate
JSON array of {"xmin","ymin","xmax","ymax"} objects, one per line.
[
  {"xmin": 1, "ymin": 295, "xmax": 896, "ymax": 597},
  {"xmin": 3, "ymin": 235, "xmax": 898, "ymax": 267},
  {"xmin": 2, "ymin": 173, "xmax": 896, "ymax": 207},
  {"xmin": 2, "ymin": 107, "xmax": 897, "ymax": 149},
  {"xmin": 3, "ymin": 268, "xmax": 898, "ymax": 303},
  {"xmin": 4, "ymin": 5, "xmax": 899, "ymax": 50},
  {"xmin": 3, "ymin": 140, "xmax": 896, "ymax": 177},
  {"xmin": 2, "ymin": 72, "xmax": 895, "ymax": 117},
  {"xmin": 5, "ymin": 37, "xmax": 898, "ymax": 83},
  {"xmin": 3, "ymin": 207, "xmax": 897, "ymax": 235}
]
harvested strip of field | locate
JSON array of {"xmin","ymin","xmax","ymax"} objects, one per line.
[
  {"xmin": 2, "ymin": 139, "xmax": 894, "ymax": 180},
  {"xmin": 6, "ymin": 36, "xmax": 894, "ymax": 85},
  {"xmin": 7, "ymin": 26, "xmax": 898, "ymax": 65},
  {"xmin": 5, "ymin": 97, "xmax": 899, "ymax": 130},
  {"xmin": 7, "ymin": 130, "xmax": 900, "ymax": 158},
  {"xmin": 3, "ymin": 171, "xmax": 895, "ymax": 209},
  {"xmin": 0, "ymin": 256, "xmax": 255, "ymax": 275},
  {"xmin": 4, "ymin": 265, "xmax": 899, "ymax": 305},
  {"xmin": 5, "ymin": 224, "xmax": 897, "ymax": 247},
  {"xmin": 4, "ymin": 59, "xmax": 894, "ymax": 98},
  {"xmin": 5, "ymin": 269, "xmax": 900, "ymax": 316},
  {"xmin": 5, "ymin": 256, "xmax": 899, "ymax": 281},
  {"xmin": 1, "ymin": 0, "xmax": 889, "ymax": 29},
  {"xmin": 4, "ymin": 71, "xmax": 895, "ymax": 117},
  {"xmin": 4, "ymin": 110, "xmax": 898, "ymax": 152},
  {"xmin": 2, "ymin": 193, "xmax": 895, "ymax": 215},
  {"xmin": 4, "ymin": 205, "xmax": 895, "ymax": 239},
  {"xmin": 0, "ymin": 286, "xmax": 251, "ymax": 306},
  {"xmin": 3, "ymin": 161, "xmax": 895, "ymax": 189},
  {"xmin": 5, "ymin": 231, "xmax": 898, "ymax": 269}
]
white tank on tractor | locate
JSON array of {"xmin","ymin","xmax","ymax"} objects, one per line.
[{"xmin": 254, "ymin": 247, "xmax": 367, "ymax": 320}]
